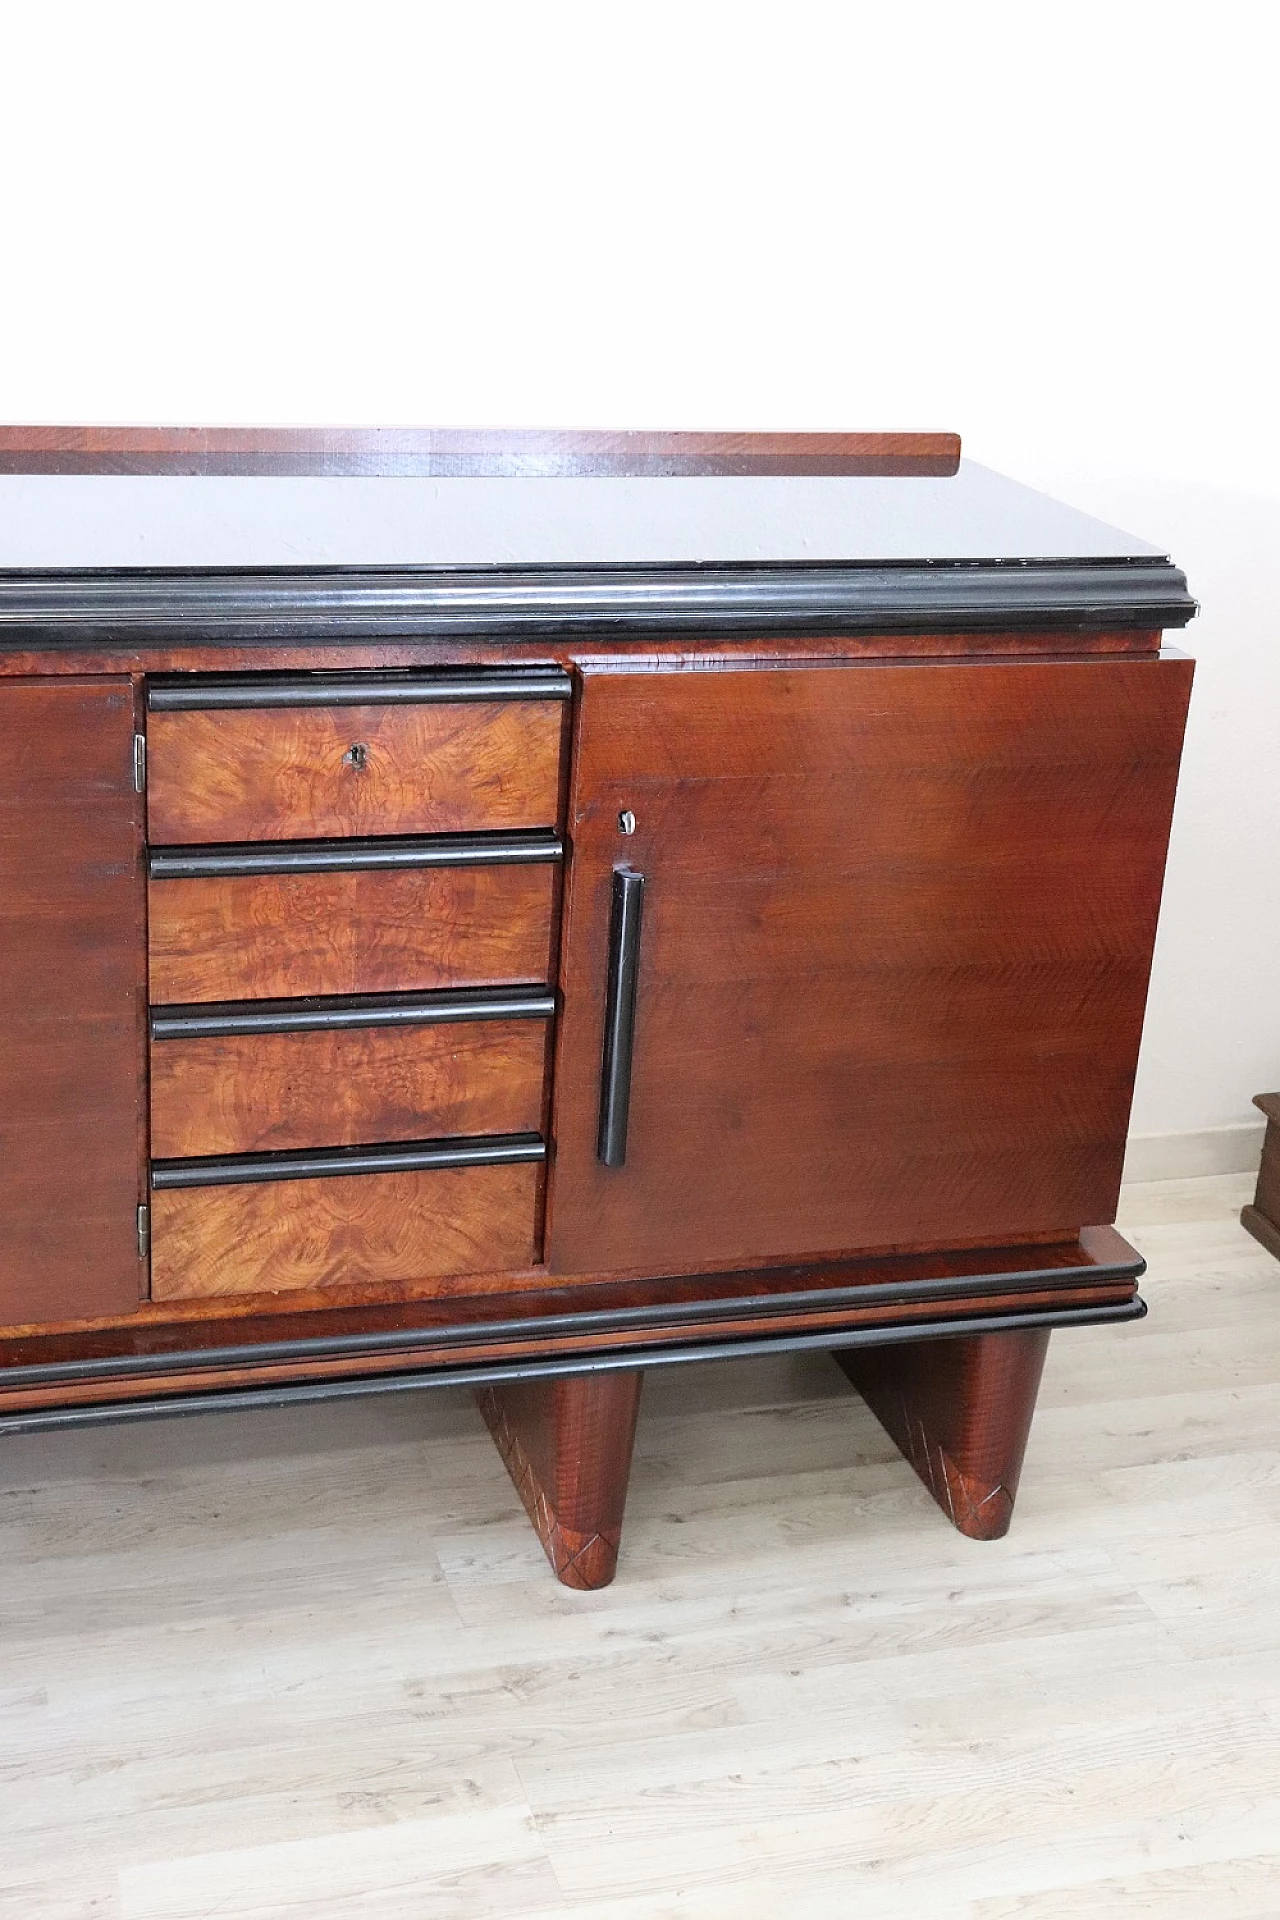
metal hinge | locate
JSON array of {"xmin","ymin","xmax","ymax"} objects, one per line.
[
  {"xmin": 137, "ymin": 1203, "xmax": 150, "ymax": 1261},
  {"xmin": 133, "ymin": 733, "xmax": 147, "ymax": 793}
]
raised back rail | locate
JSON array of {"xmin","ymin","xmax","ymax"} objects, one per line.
[{"xmin": 0, "ymin": 426, "xmax": 960, "ymax": 478}]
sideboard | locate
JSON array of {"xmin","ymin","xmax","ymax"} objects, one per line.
[{"xmin": 0, "ymin": 428, "xmax": 1195, "ymax": 1586}]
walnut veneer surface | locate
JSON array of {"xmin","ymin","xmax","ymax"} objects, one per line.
[
  {"xmin": 150, "ymin": 1018, "xmax": 550, "ymax": 1158},
  {"xmin": 148, "ymin": 697, "xmax": 566, "ymax": 843},
  {"xmin": 0, "ymin": 434, "xmax": 1196, "ymax": 1587},
  {"xmin": 148, "ymin": 862, "xmax": 559, "ymax": 1003},
  {"xmin": 150, "ymin": 1162, "xmax": 543, "ymax": 1302}
]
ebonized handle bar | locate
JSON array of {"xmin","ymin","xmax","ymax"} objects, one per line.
[
  {"xmin": 147, "ymin": 666, "xmax": 573, "ymax": 709},
  {"xmin": 598, "ymin": 867, "xmax": 645, "ymax": 1167},
  {"xmin": 151, "ymin": 1132, "xmax": 546, "ymax": 1190},
  {"xmin": 149, "ymin": 829, "xmax": 562, "ymax": 880},
  {"xmin": 150, "ymin": 985, "xmax": 556, "ymax": 1041}
]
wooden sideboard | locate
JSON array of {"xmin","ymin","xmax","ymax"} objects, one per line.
[{"xmin": 0, "ymin": 429, "xmax": 1196, "ymax": 1586}]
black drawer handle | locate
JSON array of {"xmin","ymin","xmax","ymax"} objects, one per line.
[
  {"xmin": 152, "ymin": 1132, "xmax": 546, "ymax": 1190},
  {"xmin": 149, "ymin": 829, "xmax": 562, "ymax": 880},
  {"xmin": 598, "ymin": 867, "xmax": 645, "ymax": 1167},
  {"xmin": 150, "ymin": 985, "xmax": 555, "ymax": 1041},
  {"xmin": 147, "ymin": 667, "xmax": 573, "ymax": 710}
]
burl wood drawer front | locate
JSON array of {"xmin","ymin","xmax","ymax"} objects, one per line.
[
  {"xmin": 148, "ymin": 857, "xmax": 558, "ymax": 1003},
  {"xmin": 142, "ymin": 672, "xmax": 571, "ymax": 844},
  {"xmin": 147, "ymin": 697, "xmax": 567, "ymax": 844},
  {"xmin": 150, "ymin": 1013, "xmax": 550, "ymax": 1157},
  {"xmin": 150, "ymin": 1158, "xmax": 541, "ymax": 1299}
]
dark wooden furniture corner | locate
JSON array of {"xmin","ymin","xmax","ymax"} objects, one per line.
[
  {"xmin": 0, "ymin": 428, "xmax": 1195, "ymax": 1586},
  {"xmin": 1242, "ymin": 1093, "xmax": 1280, "ymax": 1261}
]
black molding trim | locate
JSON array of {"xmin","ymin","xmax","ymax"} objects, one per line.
[
  {"xmin": 0, "ymin": 559, "xmax": 1196, "ymax": 644},
  {"xmin": 0, "ymin": 1245, "xmax": 1145, "ymax": 1390},
  {"xmin": 0, "ymin": 1298, "xmax": 1146, "ymax": 1435},
  {"xmin": 148, "ymin": 828, "xmax": 562, "ymax": 880},
  {"xmin": 147, "ymin": 665, "xmax": 573, "ymax": 708},
  {"xmin": 150, "ymin": 1132, "xmax": 547, "ymax": 1190},
  {"xmin": 150, "ymin": 985, "xmax": 556, "ymax": 1041},
  {"xmin": 598, "ymin": 868, "xmax": 645, "ymax": 1167}
]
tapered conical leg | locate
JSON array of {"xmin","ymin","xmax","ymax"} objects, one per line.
[
  {"xmin": 836, "ymin": 1328, "xmax": 1051, "ymax": 1540},
  {"xmin": 476, "ymin": 1369, "xmax": 644, "ymax": 1588}
]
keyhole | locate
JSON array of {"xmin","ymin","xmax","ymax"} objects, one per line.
[
  {"xmin": 618, "ymin": 809, "xmax": 637, "ymax": 835},
  {"xmin": 344, "ymin": 742, "xmax": 369, "ymax": 772}
]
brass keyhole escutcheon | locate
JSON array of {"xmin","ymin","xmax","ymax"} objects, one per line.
[{"xmin": 343, "ymin": 742, "xmax": 370, "ymax": 772}]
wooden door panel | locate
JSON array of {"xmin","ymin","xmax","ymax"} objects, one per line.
[
  {"xmin": 0, "ymin": 679, "xmax": 145, "ymax": 1326},
  {"xmin": 548, "ymin": 658, "xmax": 1193, "ymax": 1276}
]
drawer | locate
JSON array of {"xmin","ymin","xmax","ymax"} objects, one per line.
[
  {"xmin": 146, "ymin": 670, "xmax": 570, "ymax": 844},
  {"xmin": 149, "ymin": 1142, "xmax": 543, "ymax": 1299},
  {"xmin": 147, "ymin": 836, "xmax": 559, "ymax": 1004},
  {"xmin": 150, "ymin": 989, "xmax": 552, "ymax": 1157}
]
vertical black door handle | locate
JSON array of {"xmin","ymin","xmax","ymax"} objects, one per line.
[{"xmin": 598, "ymin": 867, "xmax": 645, "ymax": 1166}]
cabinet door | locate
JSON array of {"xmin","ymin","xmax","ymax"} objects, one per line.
[
  {"xmin": 548, "ymin": 657, "xmax": 1192, "ymax": 1276},
  {"xmin": 0, "ymin": 679, "xmax": 145, "ymax": 1326}
]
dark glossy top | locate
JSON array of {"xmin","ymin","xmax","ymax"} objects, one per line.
[
  {"xmin": 0, "ymin": 464, "xmax": 1194, "ymax": 640},
  {"xmin": 0, "ymin": 462, "xmax": 1156, "ymax": 567}
]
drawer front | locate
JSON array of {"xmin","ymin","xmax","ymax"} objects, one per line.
[
  {"xmin": 150, "ymin": 1159, "xmax": 540, "ymax": 1299},
  {"xmin": 149, "ymin": 862, "xmax": 557, "ymax": 1003},
  {"xmin": 148, "ymin": 699, "xmax": 566, "ymax": 844},
  {"xmin": 151, "ymin": 1017, "xmax": 550, "ymax": 1157}
]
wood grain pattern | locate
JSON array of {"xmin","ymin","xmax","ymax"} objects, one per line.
[
  {"xmin": 148, "ymin": 862, "xmax": 557, "ymax": 1003},
  {"xmin": 0, "ymin": 678, "xmax": 145, "ymax": 1326},
  {"xmin": 147, "ymin": 699, "xmax": 565, "ymax": 843},
  {"xmin": 475, "ymin": 1371, "xmax": 644, "ymax": 1588},
  {"xmin": 0, "ymin": 425, "xmax": 962, "ymax": 477},
  {"xmin": 150, "ymin": 1161, "xmax": 540, "ymax": 1300},
  {"xmin": 0, "ymin": 630, "xmax": 1167, "ymax": 683},
  {"xmin": 549, "ymin": 656, "xmax": 1194, "ymax": 1275},
  {"xmin": 150, "ymin": 1018, "xmax": 550, "ymax": 1157},
  {"xmin": 835, "ymin": 1326, "xmax": 1051, "ymax": 1539},
  {"xmin": 0, "ymin": 1223, "xmax": 1138, "ymax": 1360},
  {"xmin": 0, "ymin": 1288, "xmax": 1134, "ymax": 1418}
]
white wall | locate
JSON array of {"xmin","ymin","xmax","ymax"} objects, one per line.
[{"xmin": 2, "ymin": 2, "xmax": 1275, "ymax": 1146}]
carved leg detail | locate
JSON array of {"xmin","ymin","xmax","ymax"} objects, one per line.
[
  {"xmin": 836, "ymin": 1328, "xmax": 1051, "ymax": 1540},
  {"xmin": 475, "ymin": 1370, "xmax": 644, "ymax": 1589}
]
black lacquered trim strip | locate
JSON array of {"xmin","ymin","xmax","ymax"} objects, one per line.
[
  {"xmin": 598, "ymin": 868, "xmax": 644, "ymax": 1167},
  {"xmin": 150, "ymin": 984, "xmax": 556, "ymax": 1040},
  {"xmin": 0, "ymin": 1299, "xmax": 1146, "ymax": 1435},
  {"xmin": 151, "ymin": 1131, "xmax": 546, "ymax": 1190},
  {"xmin": 0, "ymin": 1250, "xmax": 1144, "ymax": 1388},
  {"xmin": 148, "ymin": 829, "xmax": 562, "ymax": 880},
  {"xmin": 147, "ymin": 666, "xmax": 573, "ymax": 709},
  {"xmin": 0, "ymin": 559, "xmax": 1197, "ymax": 644}
]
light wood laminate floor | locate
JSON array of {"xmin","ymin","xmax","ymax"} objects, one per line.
[{"xmin": 2, "ymin": 1174, "xmax": 1278, "ymax": 1919}]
